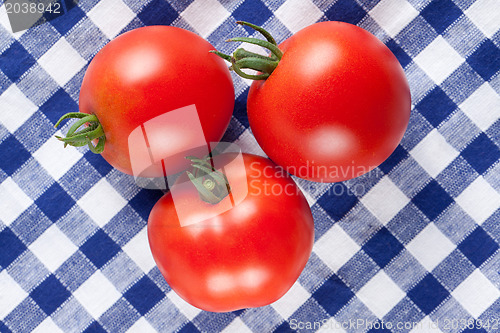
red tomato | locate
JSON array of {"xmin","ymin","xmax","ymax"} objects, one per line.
[
  {"xmin": 61, "ymin": 26, "xmax": 234, "ymax": 176},
  {"xmin": 148, "ymin": 153, "xmax": 314, "ymax": 312},
  {"xmin": 236, "ymin": 22, "xmax": 410, "ymax": 182}
]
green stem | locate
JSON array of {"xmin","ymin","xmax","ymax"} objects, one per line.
[
  {"xmin": 236, "ymin": 21, "xmax": 277, "ymax": 45},
  {"xmin": 54, "ymin": 113, "xmax": 106, "ymax": 154},
  {"xmin": 210, "ymin": 21, "xmax": 282, "ymax": 80},
  {"xmin": 233, "ymin": 48, "xmax": 274, "ymax": 61},
  {"xmin": 186, "ymin": 155, "xmax": 231, "ymax": 204},
  {"xmin": 227, "ymin": 37, "xmax": 283, "ymax": 60},
  {"xmin": 235, "ymin": 57, "xmax": 278, "ymax": 74},
  {"xmin": 231, "ymin": 57, "xmax": 269, "ymax": 80}
]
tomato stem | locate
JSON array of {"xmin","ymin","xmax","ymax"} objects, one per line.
[
  {"xmin": 54, "ymin": 112, "xmax": 106, "ymax": 154},
  {"xmin": 210, "ymin": 21, "xmax": 281, "ymax": 80},
  {"xmin": 186, "ymin": 156, "xmax": 231, "ymax": 204}
]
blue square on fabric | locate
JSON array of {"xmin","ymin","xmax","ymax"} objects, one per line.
[
  {"xmin": 274, "ymin": 321, "xmax": 295, "ymax": 332},
  {"xmin": 461, "ymin": 328, "xmax": 487, "ymax": 333},
  {"xmin": 386, "ymin": 39, "xmax": 412, "ymax": 68},
  {"xmin": 378, "ymin": 145, "xmax": 408, "ymax": 174},
  {"xmin": 50, "ymin": 4, "xmax": 85, "ymax": 35},
  {"xmin": 0, "ymin": 41, "xmax": 36, "ymax": 82},
  {"xmin": 40, "ymin": 89, "xmax": 78, "ymax": 125},
  {"xmin": 178, "ymin": 322, "xmax": 201, "ymax": 333},
  {"xmin": 337, "ymin": 251, "xmax": 379, "ymax": 292},
  {"xmin": 80, "ymin": 229, "xmax": 120, "ymax": 269},
  {"xmin": 412, "ymin": 180, "xmax": 453, "ymax": 221},
  {"xmin": 0, "ymin": 228, "xmax": 27, "ymax": 269},
  {"xmin": 461, "ymin": 133, "xmax": 500, "ymax": 174},
  {"xmin": 35, "ymin": 182, "xmax": 75, "ymax": 221},
  {"xmin": 84, "ymin": 150, "xmax": 113, "ymax": 176},
  {"xmin": 56, "ymin": 251, "xmax": 96, "ymax": 292},
  {"xmin": 0, "ymin": 321, "xmax": 12, "ymax": 333},
  {"xmin": 100, "ymin": 298, "xmax": 140, "ymax": 332},
  {"xmin": 0, "ymin": 135, "xmax": 31, "ymax": 176},
  {"xmin": 129, "ymin": 189, "xmax": 164, "ymax": 221},
  {"xmin": 467, "ymin": 40, "xmax": 500, "ymax": 81},
  {"xmin": 458, "ymin": 227, "xmax": 499, "ymax": 267},
  {"xmin": 83, "ymin": 321, "xmax": 107, "ymax": 333},
  {"xmin": 192, "ymin": 305, "xmax": 236, "ymax": 330},
  {"xmin": 43, "ymin": 0, "xmax": 64, "ymax": 21},
  {"xmin": 2, "ymin": 298, "xmax": 45, "ymax": 333},
  {"xmin": 313, "ymin": 274, "xmax": 354, "ymax": 315},
  {"xmin": 362, "ymin": 227, "xmax": 404, "ymax": 268},
  {"xmin": 10, "ymin": 206, "xmax": 52, "ymax": 246},
  {"xmin": 104, "ymin": 207, "xmax": 145, "ymax": 247},
  {"xmin": 420, "ymin": 0, "xmax": 462, "ymax": 34},
  {"xmin": 138, "ymin": 0, "xmax": 178, "ymax": 26},
  {"xmin": 407, "ymin": 274, "xmax": 449, "ymax": 315},
  {"xmin": 124, "ymin": 276, "xmax": 165, "ymax": 316},
  {"xmin": 325, "ymin": 0, "xmax": 366, "ymax": 25},
  {"xmin": 233, "ymin": 0, "xmax": 273, "ymax": 32},
  {"xmin": 30, "ymin": 274, "xmax": 71, "ymax": 315},
  {"xmin": 317, "ymin": 184, "xmax": 358, "ymax": 221},
  {"xmin": 417, "ymin": 87, "xmax": 456, "ymax": 127},
  {"xmin": 232, "ymin": 88, "xmax": 250, "ymax": 128},
  {"xmin": 432, "ymin": 250, "xmax": 475, "ymax": 291}
]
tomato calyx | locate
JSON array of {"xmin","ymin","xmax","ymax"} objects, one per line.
[
  {"xmin": 210, "ymin": 21, "xmax": 281, "ymax": 80},
  {"xmin": 54, "ymin": 112, "xmax": 106, "ymax": 153},
  {"xmin": 185, "ymin": 155, "xmax": 231, "ymax": 204}
]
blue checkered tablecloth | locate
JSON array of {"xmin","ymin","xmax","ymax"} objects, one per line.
[{"xmin": 1, "ymin": 0, "xmax": 500, "ymax": 332}]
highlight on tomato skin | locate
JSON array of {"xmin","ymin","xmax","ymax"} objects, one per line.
[
  {"xmin": 147, "ymin": 153, "xmax": 314, "ymax": 313},
  {"xmin": 213, "ymin": 21, "xmax": 411, "ymax": 183},
  {"xmin": 55, "ymin": 25, "xmax": 235, "ymax": 177}
]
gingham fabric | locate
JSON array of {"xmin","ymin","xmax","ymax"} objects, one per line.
[{"xmin": 1, "ymin": 0, "xmax": 499, "ymax": 332}]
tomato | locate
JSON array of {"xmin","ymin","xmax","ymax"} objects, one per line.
[
  {"xmin": 217, "ymin": 21, "xmax": 410, "ymax": 182},
  {"xmin": 56, "ymin": 26, "xmax": 234, "ymax": 176},
  {"xmin": 147, "ymin": 153, "xmax": 314, "ymax": 312}
]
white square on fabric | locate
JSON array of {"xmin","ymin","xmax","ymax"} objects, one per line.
[
  {"xmin": 0, "ymin": 178, "xmax": 33, "ymax": 226},
  {"xmin": 29, "ymin": 224, "xmax": 77, "ymax": 272},
  {"xmin": 166, "ymin": 291, "xmax": 201, "ymax": 321},
  {"xmin": 38, "ymin": 38, "xmax": 86, "ymax": 87},
  {"xmin": 406, "ymin": 223, "xmax": 455, "ymax": 271},
  {"xmin": 409, "ymin": 316, "xmax": 443, "ymax": 333},
  {"xmin": 0, "ymin": 271, "xmax": 28, "ymax": 319},
  {"xmin": 33, "ymin": 132, "xmax": 83, "ymax": 180},
  {"xmin": 369, "ymin": 0, "xmax": 419, "ymax": 38},
  {"xmin": 413, "ymin": 36, "xmax": 464, "ymax": 84},
  {"xmin": 123, "ymin": 228, "xmax": 156, "ymax": 274},
  {"xmin": 221, "ymin": 318, "xmax": 253, "ymax": 333},
  {"xmin": 357, "ymin": 270, "xmax": 405, "ymax": 318},
  {"xmin": 275, "ymin": 0, "xmax": 323, "ymax": 34},
  {"xmin": 465, "ymin": 0, "xmax": 500, "ymax": 38},
  {"xmin": 452, "ymin": 269, "xmax": 500, "ymax": 318},
  {"xmin": 0, "ymin": 84, "xmax": 37, "ymax": 133},
  {"xmin": 73, "ymin": 271, "xmax": 121, "ymax": 319},
  {"xmin": 181, "ymin": 0, "xmax": 230, "ymax": 38},
  {"xmin": 126, "ymin": 317, "xmax": 156, "ymax": 333},
  {"xmin": 456, "ymin": 177, "xmax": 500, "ymax": 225},
  {"xmin": 32, "ymin": 318, "xmax": 64, "ymax": 333},
  {"xmin": 77, "ymin": 178, "xmax": 127, "ymax": 228},
  {"xmin": 360, "ymin": 176, "xmax": 410, "ymax": 225},
  {"xmin": 313, "ymin": 223, "xmax": 360, "ymax": 272},
  {"xmin": 233, "ymin": 129, "xmax": 267, "ymax": 157},
  {"xmin": 271, "ymin": 282, "xmax": 310, "ymax": 319},
  {"xmin": 410, "ymin": 129, "xmax": 459, "ymax": 178},
  {"xmin": 87, "ymin": 0, "xmax": 136, "ymax": 39},
  {"xmin": 460, "ymin": 83, "xmax": 500, "ymax": 132}
]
